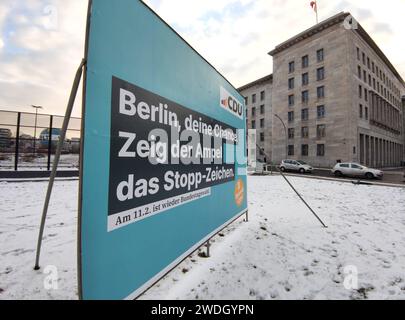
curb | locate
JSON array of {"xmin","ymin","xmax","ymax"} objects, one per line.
[{"xmin": 257, "ymin": 171, "xmax": 405, "ymax": 188}]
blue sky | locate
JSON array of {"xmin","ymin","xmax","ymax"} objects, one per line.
[{"xmin": 0, "ymin": 0, "xmax": 404, "ymax": 117}]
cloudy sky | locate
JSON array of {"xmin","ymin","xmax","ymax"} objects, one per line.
[{"xmin": 0, "ymin": 0, "xmax": 404, "ymax": 117}]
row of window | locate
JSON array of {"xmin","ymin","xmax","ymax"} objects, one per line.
[
  {"xmin": 245, "ymin": 90, "xmax": 265, "ymax": 105},
  {"xmin": 288, "ymin": 105, "xmax": 326, "ymax": 122},
  {"xmin": 288, "ymin": 67, "xmax": 325, "ymax": 89},
  {"xmin": 251, "ymin": 118, "xmax": 265, "ymax": 129},
  {"xmin": 357, "ymin": 65, "xmax": 401, "ymax": 107},
  {"xmin": 288, "ymin": 86, "xmax": 325, "ymax": 106},
  {"xmin": 287, "ymin": 125, "xmax": 326, "ymax": 139},
  {"xmin": 288, "ymin": 144, "xmax": 325, "ymax": 156},
  {"xmin": 251, "ymin": 104, "xmax": 326, "ymax": 128},
  {"xmin": 250, "ymin": 105, "xmax": 265, "ymax": 117},
  {"xmin": 356, "ymin": 46, "xmax": 401, "ymax": 100},
  {"xmin": 288, "ymin": 49, "xmax": 324, "ymax": 73}
]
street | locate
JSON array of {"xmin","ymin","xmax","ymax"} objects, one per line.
[{"xmin": 290, "ymin": 168, "xmax": 405, "ymax": 186}]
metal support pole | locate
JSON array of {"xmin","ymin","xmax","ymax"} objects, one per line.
[
  {"xmin": 274, "ymin": 114, "xmax": 288, "ymax": 159},
  {"xmin": 34, "ymin": 59, "xmax": 85, "ymax": 270},
  {"xmin": 206, "ymin": 240, "xmax": 210, "ymax": 258},
  {"xmin": 255, "ymin": 142, "xmax": 327, "ymax": 228},
  {"xmin": 14, "ymin": 112, "xmax": 21, "ymax": 171},
  {"xmin": 47, "ymin": 115, "xmax": 53, "ymax": 171},
  {"xmin": 278, "ymin": 171, "xmax": 327, "ymax": 228},
  {"xmin": 244, "ymin": 210, "xmax": 248, "ymax": 222}
]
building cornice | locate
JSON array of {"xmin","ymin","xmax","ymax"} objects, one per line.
[{"xmin": 237, "ymin": 74, "xmax": 273, "ymax": 92}]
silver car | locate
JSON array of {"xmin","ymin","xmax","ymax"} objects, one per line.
[
  {"xmin": 332, "ymin": 163, "xmax": 383, "ymax": 179},
  {"xmin": 279, "ymin": 160, "xmax": 313, "ymax": 173}
]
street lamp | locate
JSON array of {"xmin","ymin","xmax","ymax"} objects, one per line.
[
  {"xmin": 274, "ymin": 114, "xmax": 288, "ymax": 159},
  {"xmin": 31, "ymin": 105, "xmax": 43, "ymax": 155}
]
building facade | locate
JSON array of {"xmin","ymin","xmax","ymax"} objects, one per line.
[
  {"xmin": 269, "ymin": 12, "xmax": 405, "ymax": 168},
  {"xmin": 403, "ymin": 96, "xmax": 405, "ymax": 163},
  {"xmin": 238, "ymin": 74, "xmax": 273, "ymax": 163}
]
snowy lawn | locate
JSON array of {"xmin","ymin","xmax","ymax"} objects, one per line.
[{"xmin": 1, "ymin": 176, "xmax": 404, "ymax": 300}]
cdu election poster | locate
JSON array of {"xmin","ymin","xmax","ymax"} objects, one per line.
[{"xmin": 79, "ymin": 0, "xmax": 247, "ymax": 300}]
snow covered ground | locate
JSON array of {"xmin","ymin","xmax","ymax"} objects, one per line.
[{"xmin": 1, "ymin": 175, "xmax": 405, "ymax": 300}]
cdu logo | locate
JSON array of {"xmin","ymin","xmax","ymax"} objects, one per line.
[{"xmin": 220, "ymin": 87, "xmax": 244, "ymax": 120}]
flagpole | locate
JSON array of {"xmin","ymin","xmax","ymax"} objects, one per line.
[{"xmin": 315, "ymin": 1, "xmax": 319, "ymax": 24}]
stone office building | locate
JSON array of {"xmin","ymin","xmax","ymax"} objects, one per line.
[
  {"xmin": 403, "ymin": 96, "xmax": 405, "ymax": 162},
  {"xmin": 238, "ymin": 74, "xmax": 273, "ymax": 162},
  {"xmin": 269, "ymin": 12, "xmax": 405, "ymax": 168}
]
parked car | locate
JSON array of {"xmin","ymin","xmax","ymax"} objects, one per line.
[
  {"xmin": 279, "ymin": 159, "xmax": 313, "ymax": 173},
  {"xmin": 332, "ymin": 163, "xmax": 383, "ymax": 179}
]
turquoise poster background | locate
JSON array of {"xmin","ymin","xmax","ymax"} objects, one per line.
[{"xmin": 80, "ymin": 0, "xmax": 247, "ymax": 299}]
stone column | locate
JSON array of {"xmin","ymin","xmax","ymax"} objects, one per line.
[
  {"xmin": 359, "ymin": 134, "xmax": 363, "ymax": 165},
  {"xmin": 370, "ymin": 136, "xmax": 375, "ymax": 167}
]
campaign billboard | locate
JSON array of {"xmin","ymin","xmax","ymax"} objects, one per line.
[{"xmin": 79, "ymin": 0, "xmax": 247, "ymax": 299}]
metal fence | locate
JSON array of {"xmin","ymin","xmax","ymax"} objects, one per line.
[{"xmin": 0, "ymin": 110, "xmax": 81, "ymax": 171}]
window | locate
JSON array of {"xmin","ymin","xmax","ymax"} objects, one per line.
[
  {"xmin": 365, "ymin": 107, "xmax": 368, "ymax": 120},
  {"xmin": 244, "ymin": 97, "xmax": 248, "ymax": 105},
  {"xmin": 359, "ymin": 104, "xmax": 363, "ymax": 118},
  {"xmin": 358, "ymin": 66, "xmax": 361, "ymax": 78},
  {"xmin": 372, "ymin": 62, "xmax": 375, "ymax": 73},
  {"xmin": 288, "ymin": 94, "xmax": 295, "ymax": 107},
  {"xmin": 260, "ymin": 105, "xmax": 265, "ymax": 114},
  {"xmin": 289, "ymin": 61, "xmax": 295, "ymax": 73},
  {"xmin": 359, "ymin": 85, "xmax": 362, "ymax": 98},
  {"xmin": 317, "ymin": 86, "xmax": 325, "ymax": 99},
  {"xmin": 351, "ymin": 164, "xmax": 362, "ymax": 169},
  {"xmin": 260, "ymin": 91, "xmax": 265, "ymax": 101},
  {"xmin": 317, "ymin": 105, "xmax": 325, "ymax": 118},
  {"xmin": 288, "ymin": 145, "xmax": 294, "ymax": 156},
  {"xmin": 288, "ymin": 111, "xmax": 294, "ymax": 122},
  {"xmin": 301, "ymin": 126, "xmax": 309, "ymax": 138},
  {"xmin": 260, "ymin": 132, "xmax": 264, "ymax": 142},
  {"xmin": 252, "ymin": 107, "xmax": 256, "ymax": 116},
  {"xmin": 356, "ymin": 47, "xmax": 360, "ymax": 60},
  {"xmin": 251, "ymin": 120, "xmax": 256, "ymax": 129},
  {"xmin": 317, "ymin": 49, "xmax": 324, "ymax": 62},
  {"xmin": 288, "ymin": 128, "xmax": 295, "ymax": 139},
  {"xmin": 362, "ymin": 52, "xmax": 365, "ymax": 64},
  {"xmin": 252, "ymin": 94, "xmax": 256, "ymax": 103},
  {"xmin": 317, "ymin": 67, "xmax": 325, "ymax": 81},
  {"xmin": 260, "ymin": 118, "xmax": 265, "ymax": 128},
  {"xmin": 301, "ymin": 144, "xmax": 309, "ymax": 156},
  {"xmin": 302, "ymin": 90, "xmax": 309, "ymax": 104},
  {"xmin": 317, "ymin": 144, "xmax": 325, "ymax": 156},
  {"xmin": 302, "ymin": 55, "xmax": 309, "ymax": 68},
  {"xmin": 302, "ymin": 73, "xmax": 309, "ymax": 86},
  {"xmin": 317, "ymin": 124, "xmax": 326, "ymax": 138},
  {"xmin": 301, "ymin": 108, "xmax": 309, "ymax": 121},
  {"xmin": 363, "ymin": 70, "xmax": 367, "ymax": 82},
  {"xmin": 364, "ymin": 88, "xmax": 368, "ymax": 101},
  {"xmin": 288, "ymin": 78, "xmax": 295, "ymax": 89},
  {"xmin": 367, "ymin": 57, "xmax": 370, "ymax": 69}
]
